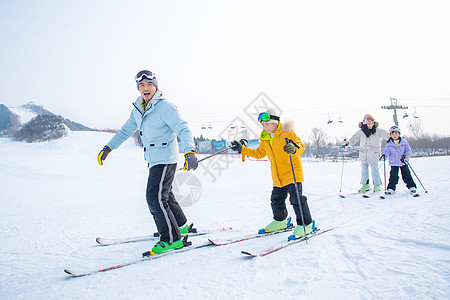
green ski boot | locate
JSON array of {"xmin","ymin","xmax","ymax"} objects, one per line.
[
  {"xmin": 373, "ymin": 185, "xmax": 381, "ymax": 192},
  {"xmin": 288, "ymin": 220, "xmax": 315, "ymax": 240},
  {"xmin": 143, "ymin": 236, "xmax": 191, "ymax": 257},
  {"xmin": 149, "ymin": 238, "xmax": 184, "ymax": 255},
  {"xmin": 258, "ymin": 217, "xmax": 291, "ymax": 234},
  {"xmin": 359, "ymin": 184, "xmax": 370, "ymax": 193},
  {"xmin": 179, "ymin": 223, "xmax": 196, "ymax": 234}
]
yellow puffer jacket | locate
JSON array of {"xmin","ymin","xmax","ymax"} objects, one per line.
[{"xmin": 241, "ymin": 121, "xmax": 305, "ymax": 188}]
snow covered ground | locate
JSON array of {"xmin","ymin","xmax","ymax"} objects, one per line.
[{"xmin": 0, "ymin": 131, "xmax": 449, "ymax": 299}]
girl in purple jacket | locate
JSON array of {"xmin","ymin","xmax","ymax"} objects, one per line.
[{"xmin": 383, "ymin": 126, "xmax": 417, "ymax": 194}]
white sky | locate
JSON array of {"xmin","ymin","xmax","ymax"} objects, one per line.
[{"xmin": 1, "ymin": 0, "xmax": 449, "ymax": 141}]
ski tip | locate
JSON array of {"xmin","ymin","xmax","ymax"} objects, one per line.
[
  {"xmin": 339, "ymin": 195, "xmax": 345, "ymax": 198},
  {"xmin": 64, "ymin": 269, "xmax": 80, "ymax": 277},
  {"xmin": 95, "ymin": 237, "xmax": 102, "ymax": 244},
  {"xmin": 241, "ymin": 251, "xmax": 256, "ymax": 257}
]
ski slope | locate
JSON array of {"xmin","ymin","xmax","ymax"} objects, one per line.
[{"xmin": 0, "ymin": 131, "xmax": 449, "ymax": 299}]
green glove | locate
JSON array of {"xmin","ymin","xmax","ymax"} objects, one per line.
[
  {"xmin": 283, "ymin": 143, "xmax": 297, "ymax": 154},
  {"xmin": 98, "ymin": 145, "xmax": 112, "ymax": 165},
  {"xmin": 184, "ymin": 151, "xmax": 198, "ymax": 171}
]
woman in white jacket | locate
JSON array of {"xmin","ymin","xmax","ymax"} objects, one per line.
[{"xmin": 345, "ymin": 114, "xmax": 389, "ymax": 193}]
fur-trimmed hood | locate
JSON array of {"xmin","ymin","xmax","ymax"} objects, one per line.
[
  {"xmin": 281, "ymin": 120, "xmax": 295, "ymax": 132},
  {"xmin": 260, "ymin": 120, "xmax": 295, "ymax": 140}
]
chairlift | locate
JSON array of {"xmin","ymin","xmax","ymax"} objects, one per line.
[
  {"xmin": 240, "ymin": 125, "xmax": 246, "ymax": 129},
  {"xmin": 403, "ymin": 112, "xmax": 409, "ymax": 119},
  {"xmin": 201, "ymin": 122, "xmax": 206, "ymax": 130},
  {"xmin": 413, "ymin": 107, "xmax": 419, "ymax": 119},
  {"xmin": 207, "ymin": 122, "xmax": 213, "ymax": 129},
  {"xmin": 230, "ymin": 124, "xmax": 236, "ymax": 130},
  {"xmin": 338, "ymin": 113, "xmax": 343, "ymax": 123},
  {"xmin": 327, "ymin": 113, "xmax": 333, "ymax": 124}
]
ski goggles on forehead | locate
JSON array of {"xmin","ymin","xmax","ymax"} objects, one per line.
[
  {"xmin": 134, "ymin": 70, "xmax": 156, "ymax": 82},
  {"xmin": 258, "ymin": 112, "xmax": 280, "ymax": 123},
  {"xmin": 363, "ymin": 118, "xmax": 374, "ymax": 123}
]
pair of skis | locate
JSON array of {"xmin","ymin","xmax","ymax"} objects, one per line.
[
  {"xmin": 379, "ymin": 191, "xmax": 420, "ymax": 199},
  {"xmin": 65, "ymin": 224, "xmax": 331, "ymax": 277},
  {"xmin": 341, "ymin": 190, "xmax": 420, "ymax": 199}
]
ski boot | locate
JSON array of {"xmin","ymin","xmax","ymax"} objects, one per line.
[
  {"xmin": 258, "ymin": 217, "xmax": 291, "ymax": 234},
  {"xmin": 409, "ymin": 187, "xmax": 417, "ymax": 194},
  {"xmin": 153, "ymin": 223, "xmax": 197, "ymax": 237},
  {"xmin": 142, "ymin": 236, "xmax": 190, "ymax": 257},
  {"xmin": 359, "ymin": 184, "xmax": 370, "ymax": 193},
  {"xmin": 386, "ymin": 189, "xmax": 394, "ymax": 195},
  {"xmin": 373, "ymin": 185, "xmax": 381, "ymax": 192},
  {"xmin": 179, "ymin": 223, "xmax": 197, "ymax": 234},
  {"xmin": 288, "ymin": 220, "xmax": 315, "ymax": 241}
]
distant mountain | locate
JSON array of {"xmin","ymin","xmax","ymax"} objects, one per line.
[
  {"xmin": 0, "ymin": 102, "xmax": 93, "ymax": 139},
  {"xmin": 0, "ymin": 102, "xmax": 92, "ymax": 134},
  {"xmin": 13, "ymin": 114, "xmax": 68, "ymax": 143},
  {"xmin": 18, "ymin": 102, "xmax": 91, "ymax": 131},
  {"xmin": 0, "ymin": 104, "xmax": 21, "ymax": 136},
  {"xmin": 18, "ymin": 102, "xmax": 54, "ymax": 116}
]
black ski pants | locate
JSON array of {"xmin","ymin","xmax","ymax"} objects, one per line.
[
  {"xmin": 270, "ymin": 182, "xmax": 312, "ymax": 226},
  {"xmin": 146, "ymin": 164, "xmax": 187, "ymax": 244},
  {"xmin": 387, "ymin": 165, "xmax": 417, "ymax": 191}
]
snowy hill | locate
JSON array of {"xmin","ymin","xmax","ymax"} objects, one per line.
[
  {"xmin": 1, "ymin": 103, "xmax": 91, "ymax": 135},
  {"xmin": 0, "ymin": 131, "xmax": 449, "ymax": 299}
]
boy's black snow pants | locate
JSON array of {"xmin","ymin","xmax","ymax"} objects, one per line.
[
  {"xmin": 387, "ymin": 164, "xmax": 417, "ymax": 191},
  {"xmin": 146, "ymin": 163, "xmax": 187, "ymax": 244},
  {"xmin": 270, "ymin": 182, "xmax": 312, "ymax": 226}
]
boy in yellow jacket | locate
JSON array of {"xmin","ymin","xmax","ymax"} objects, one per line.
[{"xmin": 231, "ymin": 111, "xmax": 315, "ymax": 239}]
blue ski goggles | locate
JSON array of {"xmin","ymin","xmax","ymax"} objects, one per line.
[
  {"xmin": 258, "ymin": 112, "xmax": 280, "ymax": 123},
  {"xmin": 134, "ymin": 70, "xmax": 156, "ymax": 82}
]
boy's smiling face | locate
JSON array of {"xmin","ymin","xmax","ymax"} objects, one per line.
[{"xmin": 262, "ymin": 122, "xmax": 278, "ymax": 134}]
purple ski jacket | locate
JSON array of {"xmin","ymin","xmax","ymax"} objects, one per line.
[{"xmin": 383, "ymin": 137, "xmax": 412, "ymax": 167}]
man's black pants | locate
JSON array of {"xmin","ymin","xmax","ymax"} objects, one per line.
[{"xmin": 146, "ymin": 164, "xmax": 187, "ymax": 244}]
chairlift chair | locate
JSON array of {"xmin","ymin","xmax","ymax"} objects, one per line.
[{"xmin": 327, "ymin": 113, "xmax": 333, "ymax": 124}]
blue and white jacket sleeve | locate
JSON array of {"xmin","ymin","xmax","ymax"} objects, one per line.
[
  {"xmin": 164, "ymin": 105, "xmax": 195, "ymax": 153},
  {"xmin": 107, "ymin": 111, "xmax": 138, "ymax": 150}
]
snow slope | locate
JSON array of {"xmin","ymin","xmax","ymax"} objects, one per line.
[
  {"xmin": 7, "ymin": 106, "xmax": 38, "ymax": 125},
  {"xmin": 0, "ymin": 131, "xmax": 449, "ymax": 299}
]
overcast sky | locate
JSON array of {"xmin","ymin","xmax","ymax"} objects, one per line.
[{"xmin": 1, "ymin": 0, "xmax": 449, "ymax": 141}]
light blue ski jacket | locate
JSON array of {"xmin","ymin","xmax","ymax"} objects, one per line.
[{"xmin": 107, "ymin": 90, "xmax": 196, "ymax": 168}]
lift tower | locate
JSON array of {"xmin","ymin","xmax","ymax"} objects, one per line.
[{"xmin": 381, "ymin": 98, "xmax": 408, "ymax": 126}]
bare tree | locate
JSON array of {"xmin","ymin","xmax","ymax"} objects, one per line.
[
  {"xmin": 408, "ymin": 119, "xmax": 423, "ymax": 140},
  {"xmin": 309, "ymin": 127, "xmax": 328, "ymax": 158}
]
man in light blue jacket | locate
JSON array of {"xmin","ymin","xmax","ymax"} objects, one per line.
[{"xmin": 97, "ymin": 70, "xmax": 198, "ymax": 254}]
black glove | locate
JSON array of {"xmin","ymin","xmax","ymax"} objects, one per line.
[
  {"xmin": 184, "ymin": 151, "xmax": 198, "ymax": 171},
  {"xmin": 231, "ymin": 140, "xmax": 243, "ymax": 153},
  {"xmin": 342, "ymin": 139, "xmax": 349, "ymax": 148},
  {"xmin": 98, "ymin": 145, "xmax": 112, "ymax": 165},
  {"xmin": 400, "ymin": 155, "xmax": 409, "ymax": 164},
  {"xmin": 283, "ymin": 143, "xmax": 297, "ymax": 154},
  {"xmin": 379, "ymin": 154, "xmax": 385, "ymax": 161}
]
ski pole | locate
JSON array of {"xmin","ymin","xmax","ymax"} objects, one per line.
[
  {"xmin": 285, "ymin": 138, "xmax": 307, "ymax": 241},
  {"xmin": 177, "ymin": 146, "xmax": 232, "ymax": 171},
  {"xmin": 382, "ymin": 155, "xmax": 387, "ymax": 192},
  {"xmin": 403, "ymin": 159, "xmax": 428, "ymax": 194},
  {"xmin": 339, "ymin": 144, "xmax": 346, "ymax": 198},
  {"xmin": 178, "ymin": 139, "xmax": 248, "ymax": 171}
]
